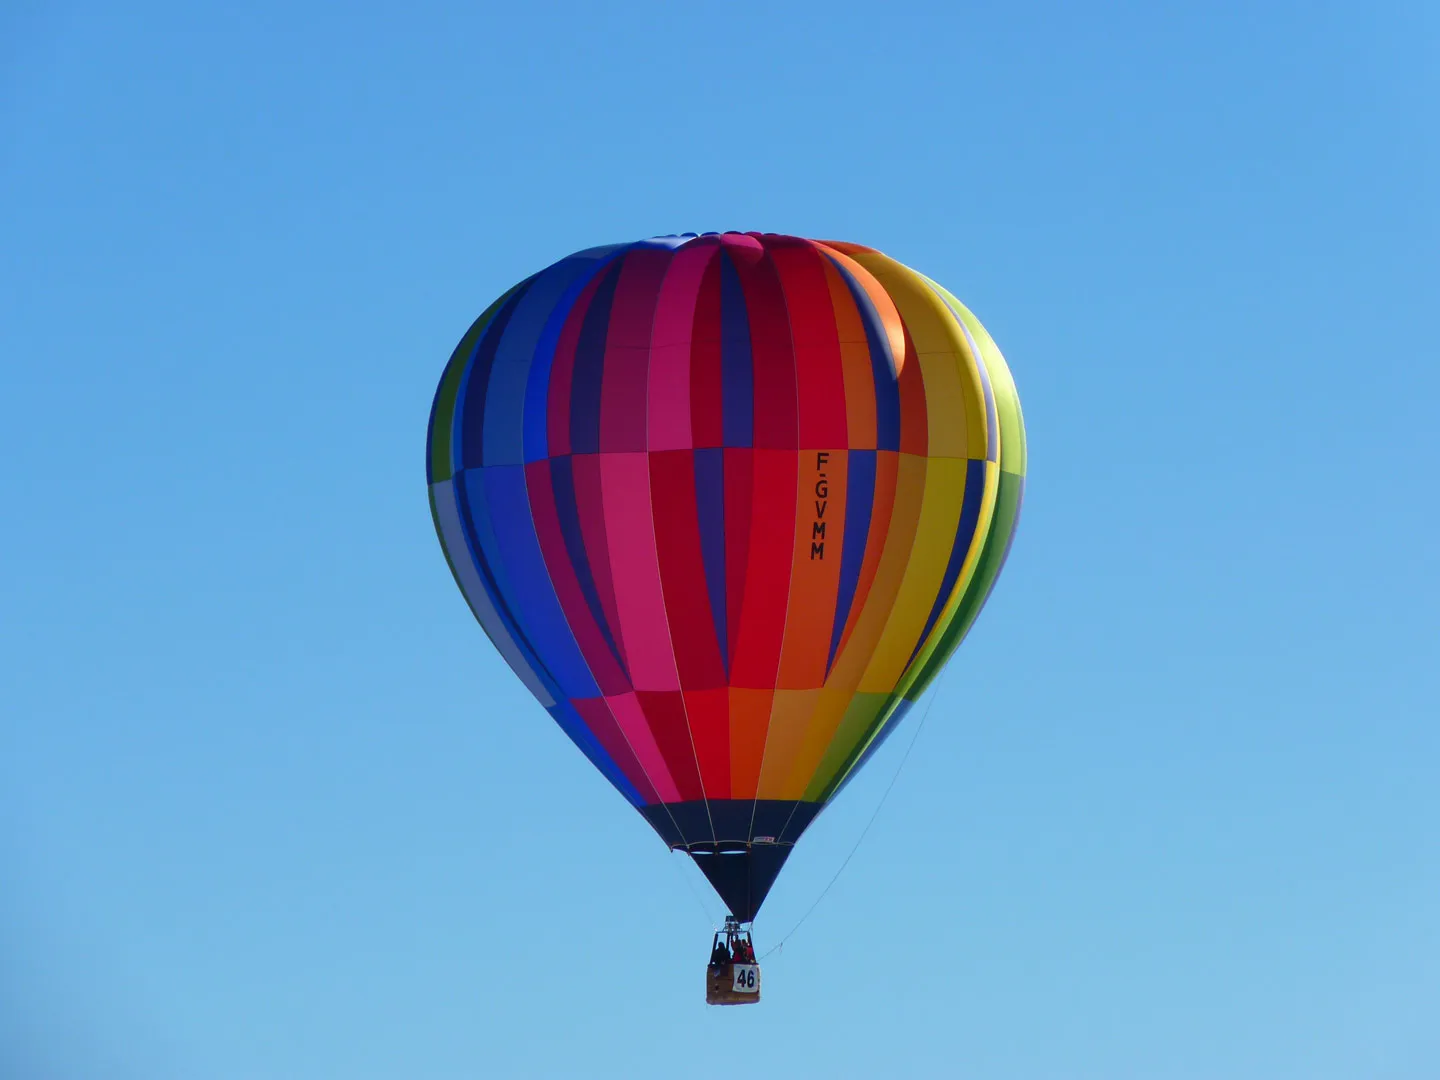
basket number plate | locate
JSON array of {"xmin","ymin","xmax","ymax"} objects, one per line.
[{"xmin": 731, "ymin": 964, "xmax": 759, "ymax": 993}]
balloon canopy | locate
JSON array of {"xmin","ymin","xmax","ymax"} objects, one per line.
[{"xmin": 427, "ymin": 232, "xmax": 1025, "ymax": 922}]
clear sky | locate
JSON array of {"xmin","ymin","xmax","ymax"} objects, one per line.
[{"xmin": 2, "ymin": 2, "xmax": 1436, "ymax": 1078}]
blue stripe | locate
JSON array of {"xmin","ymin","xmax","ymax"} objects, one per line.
[
  {"xmin": 522, "ymin": 246, "xmax": 630, "ymax": 464},
  {"xmin": 824, "ymin": 256, "xmax": 900, "ymax": 452},
  {"xmin": 569, "ymin": 261, "xmax": 623, "ymax": 455},
  {"xmin": 719, "ymin": 252, "xmax": 754, "ymax": 448},
  {"xmin": 475, "ymin": 465, "xmax": 601, "ymax": 699},
  {"xmin": 451, "ymin": 467, "xmax": 566, "ymax": 705},
  {"xmin": 693, "ymin": 447, "xmax": 728, "ymax": 673},
  {"xmin": 457, "ymin": 284, "xmax": 530, "ymax": 469},
  {"xmin": 485, "ymin": 256, "xmax": 618, "ymax": 467},
  {"xmin": 548, "ymin": 454, "xmax": 628, "ymax": 677},
  {"xmin": 828, "ymin": 448, "xmax": 876, "ymax": 673},
  {"xmin": 905, "ymin": 457, "xmax": 988, "ymax": 669},
  {"xmin": 546, "ymin": 700, "xmax": 645, "ymax": 807}
]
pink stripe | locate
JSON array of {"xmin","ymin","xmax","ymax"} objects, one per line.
[
  {"xmin": 600, "ymin": 248, "xmax": 671, "ymax": 452},
  {"xmin": 600, "ymin": 451, "xmax": 680, "ymax": 691},
  {"xmin": 648, "ymin": 240, "xmax": 719, "ymax": 450},
  {"xmin": 721, "ymin": 232, "xmax": 766, "ymax": 264},
  {"xmin": 606, "ymin": 692, "xmax": 682, "ymax": 802},
  {"xmin": 572, "ymin": 696, "xmax": 660, "ymax": 803}
]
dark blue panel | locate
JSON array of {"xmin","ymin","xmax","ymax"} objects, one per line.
[
  {"xmin": 719, "ymin": 252, "xmax": 754, "ymax": 448},
  {"xmin": 824, "ymin": 255, "xmax": 900, "ymax": 452},
  {"xmin": 451, "ymin": 466, "xmax": 565, "ymax": 705},
  {"xmin": 546, "ymin": 700, "xmax": 645, "ymax": 807},
  {"xmin": 827, "ymin": 449, "xmax": 876, "ymax": 673},
  {"xmin": 548, "ymin": 454, "xmax": 628, "ymax": 675},
  {"xmin": 693, "ymin": 447, "xmax": 728, "ymax": 673},
  {"xmin": 522, "ymin": 246, "xmax": 629, "ymax": 464},
  {"xmin": 486, "ymin": 254, "xmax": 623, "ymax": 467},
  {"xmin": 905, "ymin": 457, "xmax": 988, "ymax": 668},
  {"xmin": 569, "ymin": 262, "xmax": 624, "ymax": 455},
  {"xmin": 478, "ymin": 465, "xmax": 601, "ymax": 699},
  {"xmin": 458, "ymin": 284, "xmax": 530, "ymax": 469}
]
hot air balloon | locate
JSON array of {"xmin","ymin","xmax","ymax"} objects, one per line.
[{"xmin": 425, "ymin": 232, "xmax": 1025, "ymax": 1004}]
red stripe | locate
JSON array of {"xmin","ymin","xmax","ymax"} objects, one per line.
[
  {"xmin": 601, "ymin": 248, "xmax": 672, "ymax": 452},
  {"xmin": 734, "ymin": 243, "xmax": 798, "ymax": 449},
  {"xmin": 649, "ymin": 449, "xmax": 727, "ymax": 691},
  {"xmin": 773, "ymin": 239, "xmax": 847, "ymax": 449},
  {"xmin": 684, "ymin": 687, "xmax": 731, "ymax": 798},
  {"xmin": 525, "ymin": 460, "xmax": 630, "ymax": 696},
  {"xmin": 689, "ymin": 255, "xmax": 724, "ymax": 449},
  {"xmin": 729, "ymin": 447, "xmax": 798, "ymax": 689},
  {"xmin": 634, "ymin": 690, "xmax": 704, "ymax": 801}
]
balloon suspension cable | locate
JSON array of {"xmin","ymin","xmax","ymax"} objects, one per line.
[
  {"xmin": 670, "ymin": 845, "xmax": 722, "ymax": 930},
  {"xmin": 757, "ymin": 670, "xmax": 950, "ymax": 962}
]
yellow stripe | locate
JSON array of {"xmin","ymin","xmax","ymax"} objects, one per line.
[
  {"xmin": 924, "ymin": 278, "xmax": 1027, "ymax": 478},
  {"xmin": 755, "ymin": 689, "xmax": 822, "ymax": 800},
  {"xmin": 782, "ymin": 452, "xmax": 929, "ymax": 790},
  {"xmin": 847, "ymin": 253, "xmax": 988, "ymax": 462},
  {"xmin": 857, "ymin": 456, "xmax": 967, "ymax": 693},
  {"xmin": 802, "ymin": 693, "xmax": 892, "ymax": 800},
  {"xmin": 891, "ymin": 459, "xmax": 1000, "ymax": 703}
]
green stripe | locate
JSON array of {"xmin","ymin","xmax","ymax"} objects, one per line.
[
  {"xmin": 902, "ymin": 468, "xmax": 1024, "ymax": 704},
  {"xmin": 811, "ymin": 469, "xmax": 1025, "ymax": 802},
  {"xmin": 802, "ymin": 692, "xmax": 895, "ymax": 802}
]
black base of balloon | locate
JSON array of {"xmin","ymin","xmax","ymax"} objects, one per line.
[
  {"xmin": 639, "ymin": 800, "xmax": 824, "ymax": 922},
  {"xmin": 639, "ymin": 799, "xmax": 821, "ymax": 849}
]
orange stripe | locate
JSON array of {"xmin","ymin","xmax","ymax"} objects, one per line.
[
  {"xmin": 787, "ymin": 453, "xmax": 930, "ymax": 787},
  {"xmin": 755, "ymin": 689, "xmax": 822, "ymax": 799},
  {"xmin": 813, "ymin": 243, "xmax": 907, "ymax": 379},
  {"xmin": 821, "ymin": 257, "xmax": 877, "ymax": 449},
  {"xmin": 776, "ymin": 449, "xmax": 848, "ymax": 689},
  {"xmin": 728, "ymin": 687, "xmax": 773, "ymax": 799},
  {"xmin": 897, "ymin": 323, "xmax": 929, "ymax": 456}
]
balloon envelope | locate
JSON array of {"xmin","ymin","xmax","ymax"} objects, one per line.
[{"xmin": 427, "ymin": 233, "xmax": 1025, "ymax": 921}]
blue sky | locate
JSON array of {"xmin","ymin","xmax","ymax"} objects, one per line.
[{"xmin": 2, "ymin": 2, "xmax": 1436, "ymax": 1077}]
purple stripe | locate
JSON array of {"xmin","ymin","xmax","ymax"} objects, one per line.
[
  {"xmin": 824, "ymin": 255, "xmax": 900, "ymax": 452},
  {"xmin": 905, "ymin": 457, "xmax": 988, "ymax": 669},
  {"xmin": 549, "ymin": 454, "xmax": 628, "ymax": 679},
  {"xmin": 569, "ymin": 262, "xmax": 623, "ymax": 455},
  {"xmin": 719, "ymin": 252, "xmax": 754, "ymax": 448},
  {"xmin": 523, "ymin": 247, "xmax": 628, "ymax": 463},
  {"xmin": 693, "ymin": 447, "xmax": 728, "ymax": 673},
  {"xmin": 828, "ymin": 448, "xmax": 876, "ymax": 673}
]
